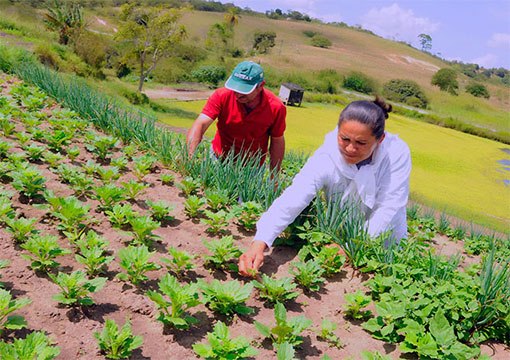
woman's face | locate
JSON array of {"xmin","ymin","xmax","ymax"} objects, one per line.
[{"xmin": 337, "ymin": 120, "xmax": 384, "ymax": 164}]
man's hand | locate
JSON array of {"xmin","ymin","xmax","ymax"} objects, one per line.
[
  {"xmin": 238, "ymin": 240, "xmax": 267, "ymax": 277},
  {"xmin": 186, "ymin": 114, "xmax": 214, "ymax": 156}
]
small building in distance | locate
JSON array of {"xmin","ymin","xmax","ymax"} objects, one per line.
[{"xmin": 278, "ymin": 82, "xmax": 304, "ymax": 106}]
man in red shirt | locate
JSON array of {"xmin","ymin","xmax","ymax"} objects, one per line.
[{"xmin": 186, "ymin": 61, "xmax": 286, "ymax": 171}]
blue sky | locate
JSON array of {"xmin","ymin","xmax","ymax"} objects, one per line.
[{"xmin": 219, "ymin": 0, "xmax": 510, "ymax": 69}]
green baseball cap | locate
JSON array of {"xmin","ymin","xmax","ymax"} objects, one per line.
[{"xmin": 225, "ymin": 61, "xmax": 264, "ymax": 94}]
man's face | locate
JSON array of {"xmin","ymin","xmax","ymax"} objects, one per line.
[{"xmin": 234, "ymin": 84, "xmax": 263, "ymax": 104}]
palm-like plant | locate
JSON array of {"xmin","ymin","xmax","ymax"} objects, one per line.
[{"xmin": 44, "ymin": 0, "xmax": 84, "ymax": 45}]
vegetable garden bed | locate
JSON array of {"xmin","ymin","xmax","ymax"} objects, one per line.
[{"xmin": 0, "ymin": 73, "xmax": 508, "ymax": 359}]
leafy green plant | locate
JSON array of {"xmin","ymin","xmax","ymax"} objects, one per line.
[
  {"xmin": 184, "ymin": 195, "xmax": 205, "ymax": 218},
  {"xmin": 75, "ymin": 230, "xmax": 110, "ymax": 252},
  {"xmin": 132, "ymin": 154, "xmax": 157, "ymax": 181},
  {"xmin": 232, "ymin": 201, "xmax": 263, "ymax": 232},
  {"xmin": 160, "ymin": 246, "xmax": 196, "ymax": 277},
  {"xmin": 201, "ymin": 210, "xmax": 231, "ymax": 235},
  {"xmin": 129, "ymin": 215, "xmax": 161, "ymax": 245},
  {"xmin": 177, "ymin": 176, "xmax": 200, "ymax": 196},
  {"xmin": 252, "ymin": 274, "xmax": 299, "ymax": 304},
  {"xmin": 203, "ymin": 235, "xmax": 241, "ymax": 270},
  {"xmin": 94, "ymin": 319, "xmax": 143, "ymax": 360},
  {"xmin": 23, "ymin": 144, "xmax": 45, "ymax": 162},
  {"xmin": 42, "ymin": 150, "xmax": 64, "ymax": 168},
  {"xmin": 147, "ymin": 274, "xmax": 201, "ymax": 330},
  {"xmin": 289, "ymin": 259, "xmax": 325, "ymax": 292},
  {"xmin": 193, "ymin": 321, "xmax": 257, "ymax": 359},
  {"xmin": 0, "ymin": 288, "xmax": 31, "ymax": 335},
  {"xmin": 83, "ymin": 159, "xmax": 101, "ymax": 175},
  {"xmin": 76, "ymin": 244, "xmax": 114, "ymax": 277},
  {"xmin": 160, "ymin": 173, "xmax": 174, "ymax": 185},
  {"xmin": 0, "ymin": 196, "xmax": 15, "ymax": 224},
  {"xmin": 317, "ymin": 319, "xmax": 343, "ymax": 349},
  {"xmin": 105, "ymin": 204, "xmax": 137, "ymax": 228},
  {"xmin": 110, "ymin": 155, "xmax": 128, "ymax": 171},
  {"xmin": 275, "ymin": 342, "xmax": 296, "ymax": 360},
  {"xmin": 255, "ymin": 302, "xmax": 312, "ymax": 347},
  {"xmin": 10, "ymin": 165, "xmax": 46, "ymax": 199},
  {"xmin": 21, "ymin": 234, "xmax": 71, "ymax": 272},
  {"xmin": 0, "ymin": 140, "xmax": 13, "ymax": 158},
  {"xmin": 360, "ymin": 350, "xmax": 393, "ymax": 360},
  {"xmin": 5, "ymin": 217, "xmax": 38, "ymax": 243},
  {"xmin": 0, "ymin": 331, "xmax": 60, "ymax": 359},
  {"xmin": 51, "ymin": 196, "xmax": 91, "ymax": 236},
  {"xmin": 204, "ymin": 188, "xmax": 231, "ymax": 212},
  {"xmin": 94, "ymin": 184, "xmax": 126, "ymax": 211},
  {"xmin": 299, "ymin": 244, "xmax": 346, "ymax": 277},
  {"xmin": 49, "ymin": 270, "xmax": 106, "ymax": 306},
  {"xmin": 86, "ymin": 135, "xmax": 118, "ymax": 162},
  {"xmin": 121, "ymin": 179, "xmax": 148, "ymax": 201},
  {"xmin": 343, "ymin": 290, "xmax": 372, "ymax": 320},
  {"xmin": 67, "ymin": 145, "xmax": 80, "ymax": 161},
  {"xmin": 15, "ymin": 132, "xmax": 31, "ymax": 146},
  {"xmin": 0, "ymin": 118, "xmax": 15, "ymax": 137},
  {"xmin": 96, "ymin": 166, "xmax": 121, "ymax": 182},
  {"xmin": 200, "ymin": 279, "xmax": 253, "ymax": 317},
  {"xmin": 44, "ymin": 129, "xmax": 73, "ymax": 152},
  {"xmin": 117, "ymin": 245, "xmax": 161, "ymax": 285},
  {"xmin": 146, "ymin": 200, "xmax": 175, "ymax": 222}
]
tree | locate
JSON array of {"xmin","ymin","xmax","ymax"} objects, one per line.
[
  {"xmin": 465, "ymin": 82, "xmax": 490, "ymax": 99},
  {"xmin": 418, "ymin": 33, "xmax": 432, "ymax": 52},
  {"xmin": 383, "ymin": 79, "xmax": 429, "ymax": 109},
  {"xmin": 431, "ymin": 68, "xmax": 459, "ymax": 95},
  {"xmin": 43, "ymin": 0, "xmax": 84, "ymax": 45},
  {"xmin": 224, "ymin": 7, "xmax": 240, "ymax": 29},
  {"xmin": 253, "ymin": 31, "xmax": 276, "ymax": 54},
  {"xmin": 311, "ymin": 34, "xmax": 332, "ymax": 48},
  {"xmin": 115, "ymin": 4, "xmax": 187, "ymax": 92},
  {"xmin": 205, "ymin": 22, "xmax": 233, "ymax": 61}
]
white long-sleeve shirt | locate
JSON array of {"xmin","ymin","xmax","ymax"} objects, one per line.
[{"xmin": 255, "ymin": 129, "xmax": 411, "ymax": 247}]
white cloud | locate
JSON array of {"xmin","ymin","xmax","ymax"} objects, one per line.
[
  {"xmin": 488, "ymin": 33, "xmax": 510, "ymax": 48},
  {"xmin": 471, "ymin": 53, "xmax": 500, "ymax": 68},
  {"xmin": 360, "ymin": 3, "xmax": 439, "ymax": 44}
]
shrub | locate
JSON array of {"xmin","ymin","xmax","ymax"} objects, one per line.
[
  {"xmin": 343, "ymin": 71, "xmax": 376, "ymax": 94},
  {"xmin": 72, "ymin": 31, "xmax": 108, "ymax": 70},
  {"xmin": 302, "ymin": 30, "xmax": 318, "ymax": 38},
  {"xmin": 382, "ymin": 79, "xmax": 429, "ymax": 109},
  {"xmin": 311, "ymin": 34, "xmax": 332, "ymax": 48},
  {"xmin": 431, "ymin": 68, "xmax": 459, "ymax": 95},
  {"xmin": 191, "ymin": 65, "xmax": 227, "ymax": 88},
  {"xmin": 465, "ymin": 82, "xmax": 490, "ymax": 99},
  {"xmin": 122, "ymin": 89, "xmax": 149, "ymax": 105},
  {"xmin": 253, "ymin": 31, "xmax": 276, "ymax": 54}
]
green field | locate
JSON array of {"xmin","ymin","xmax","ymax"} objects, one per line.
[{"xmin": 157, "ymin": 100, "xmax": 510, "ymax": 233}]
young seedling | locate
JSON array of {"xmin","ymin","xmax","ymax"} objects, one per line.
[
  {"xmin": 146, "ymin": 200, "xmax": 175, "ymax": 222},
  {"xmin": 0, "ymin": 259, "xmax": 8, "ymax": 288},
  {"xmin": 0, "ymin": 140, "xmax": 13, "ymax": 158},
  {"xmin": 15, "ymin": 132, "xmax": 32, "ymax": 146},
  {"xmin": 0, "ymin": 288, "xmax": 31, "ymax": 335},
  {"xmin": 105, "ymin": 204, "xmax": 138, "ymax": 228},
  {"xmin": 176, "ymin": 176, "xmax": 200, "ymax": 196},
  {"xmin": 160, "ymin": 246, "xmax": 196, "ymax": 278},
  {"xmin": 0, "ymin": 118, "xmax": 15, "ymax": 137},
  {"xmin": 128, "ymin": 215, "xmax": 161, "ymax": 245},
  {"xmin": 204, "ymin": 188, "xmax": 231, "ymax": 212},
  {"xmin": 75, "ymin": 230, "xmax": 110, "ymax": 252},
  {"xmin": 44, "ymin": 129, "xmax": 73, "ymax": 153},
  {"xmin": 86, "ymin": 135, "xmax": 118, "ymax": 162},
  {"xmin": 49, "ymin": 270, "xmax": 107, "ymax": 307},
  {"xmin": 201, "ymin": 210, "xmax": 231, "ymax": 235},
  {"xmin": 21, "ymin": 234, "xmax": 71, "ymax": 273},
  {"xmin": 193, "ymin": 321, "xmax": 258, "ymax": 360},
  {"xmin": 289, "ymin": 259, "xmax": 325, "ymax": 292},
  {"xmin": 184, "ymin": 195, "xmax": 205, "ymax": 218},
  {"xmin": 121, "ymin": 144, "xmax": 138, "ymax": 159},
  {"xmin": 200, "ymin": 279, "xmax": 254, "ymax": 317},
  {"xmin": 5, "ymin": 217, "xmax": 39, "ymax": 243},
  {"xmin": 23, "ymin": 144, "xmax": 45, "ymax": 162},
  {"xmin": 94, "ymin": 319, "xmax": 143, "ymax": 360},
  {"xmin": 255, "ymin": 302, "xmax": 312, "ymax": 347},
  {"xmin": 93, "ymin": 184, "xmax": 126, "ymax": 211},
  {"xmin": 67, "ymin": 146, "xmax": 80, "ymax": 161},
  {"xmin": 232, "ymin": 201, "xmax": 263, "ymax": 232},
  {"xmin": 42, "ymin": 151, "xmax": 64, "ymax": 168},
  {"xmin": 203, "ymin": 236, "xmax": 242, "ymax": 271},
  {"xmin": 252, "ymin": 274, "xmax": 299, "ymax": 304},
  {"xmin": 96, "ymin": 166, "xmax": 121, "ymax": 183},
  {"xmin": 303, "ymin": 245, "xmax": 346, "ymax": 277},
  {"xmin": 83, "ymin": 159, "xmax": 101, "ymax": 175},
  {"xmin": 275, "ymin": 342, "xmax": 297, "ymax": 360},
  {"xmin": 160, "ymin": 173, "xmax": 174, "ymax": 185},
  {"xmin": 121, "ymin": 179, "xmax": 148, "ymax": 201},
  {"xmin": 110, "ymin": 155, "xmax": 128, "ymax": 171},
  {"xmin": 343, "ymin": 290, "xmax": 372, "ymax": 320},
  {"xmin": 51, "ymin": 196, "xmax": 91, "ymax": 236},
  {"xmin": 317, "ymin": 319, "xmax": 343, "ymax": 349},
  {"xmin": 54, "ymin": 163, "xmax": 82, "ymax": 184},
  {"xmin": 0, "ymin": 196, "xmax": 15, "ymax": 224},
  {"xmin": 117, "ymin": 245, "xmax": 161, "ymax": 286},
  {"xmin": 132, "ymin": 154, "xmax": 157, "ymax": 181},
  {"xmin": 147, "ymin": 274, "xmax": 201, "ymax": 330},
  {"xmin": 10, "ymin": 165, "xmax": 46, "ymax": 199},
  {"xmin": 0, "ymin": 331, "xmax": 60, "ymax": 359},
  {"xmin": 76, "ymin": 244, "xmax": 114, "ymax": 277}
]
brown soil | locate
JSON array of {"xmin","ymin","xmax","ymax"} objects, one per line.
[
  {"xmin": 143, "ymin": 87, "xmax": 213, "ymax": 101},
  {"xmin": 1, "ymin": 74, "xmax": 508, "ymax": 359}
]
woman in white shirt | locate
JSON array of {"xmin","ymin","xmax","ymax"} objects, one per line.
[{"xmin": 238, "ymin": 97, "xmax": 411, "ymax": 276}]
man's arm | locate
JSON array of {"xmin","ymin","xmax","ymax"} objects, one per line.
[
  {"xmin": 186, "ymin": 114, "xmax": 215, "ymax": 156},
  {"xmin": 269, "ymin": 135, "xmax": 285, "ymax": 172}
]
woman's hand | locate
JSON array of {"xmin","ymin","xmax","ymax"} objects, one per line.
[{"xmin": 238, "ymin": 240, "xmax": 267, "ymax": 277}]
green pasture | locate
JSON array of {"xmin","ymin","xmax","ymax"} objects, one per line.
[{"xmin": 157, "ymin": 100, "xmax": 510, "ymax": 233}]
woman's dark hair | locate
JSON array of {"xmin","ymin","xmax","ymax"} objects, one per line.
[{"xmin": 338, "ymin": 96, "xmax": 392, "ymax": 139}]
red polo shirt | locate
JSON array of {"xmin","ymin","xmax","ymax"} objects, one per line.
[{"xmin": 201, "ymin": 87, "xmax": 286, "ymax": 159}]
